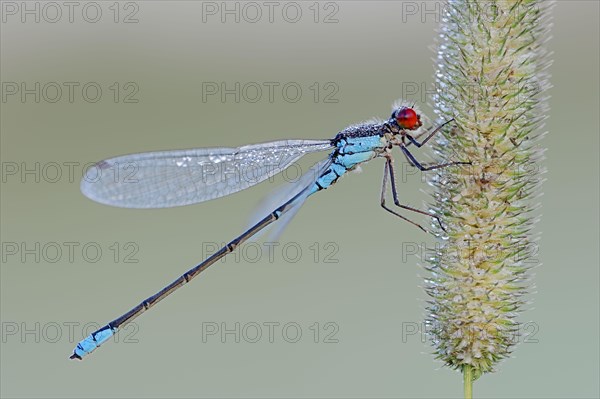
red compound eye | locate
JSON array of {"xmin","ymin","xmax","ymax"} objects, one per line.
[{"xmin": 395, "ymin": 107, "xmax": 421, "ymax": 130}]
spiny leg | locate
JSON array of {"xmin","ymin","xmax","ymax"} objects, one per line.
[
  {"xmin": 386, "ymin": 157, "xmax": 446, "ymax": 232},
  {"xmin": 383, "ymin": 118, "xmax": 469, "ymax": 233},
  {"xmin": 380, "ymin": 158, "xmax": 433, "ymax": 234},
  {"xmin": 400, "ymin": 144, "xmax": 471, "ymax": 172},
  {"xmin": 405, "ymin": 118, "xmax": 454, "ymax": 148}
]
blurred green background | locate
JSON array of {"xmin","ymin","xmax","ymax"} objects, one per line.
[{"xmin": 1, "ymin": 1, "xmax": 598, "ymax": 398}]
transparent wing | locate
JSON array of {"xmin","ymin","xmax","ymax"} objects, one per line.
[
  {"xmin": 81, "ymin": 140, "xmax": 333, "ymax": 208},
  {"xmin": 261, "ymin": 157, "xmax": 332, "ymax": 242},
  {"xmin": 247, "ymin": 156, "xmax": 333, "ymax": 242}
]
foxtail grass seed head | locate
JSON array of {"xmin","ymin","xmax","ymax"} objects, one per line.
[{"xmin": 424, "ymin": 0, "xmax": 551, "ymax": 379}]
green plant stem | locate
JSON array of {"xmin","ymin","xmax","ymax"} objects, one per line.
[{"xmin": 463, "ymin": 365, "xmax": 473, "ymax": 399}]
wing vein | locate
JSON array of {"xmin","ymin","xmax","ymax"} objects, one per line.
[{"xmin": 81, "ymin": 139, "xmax": 333, "ymax": 208}]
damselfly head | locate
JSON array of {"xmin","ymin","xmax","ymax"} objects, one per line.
[{"xmin": 391, "ymin": 107, "xmax": 422, "ymax": 131}]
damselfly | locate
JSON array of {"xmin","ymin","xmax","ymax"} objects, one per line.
[{"xmin": 70, "ymin": 103, "xmax": 469, "ymax": 360}]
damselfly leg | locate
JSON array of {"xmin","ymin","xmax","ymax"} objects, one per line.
[{"xmin": 381, "ymin": 119, "xmax": 472, "ymax": 233}]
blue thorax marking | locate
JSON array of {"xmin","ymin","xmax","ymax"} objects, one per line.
[
  {"xmin": 309, "ymin": 128, "xmax": 387, "ymax": 195},
  {"xmin": 338, "ymin": 135, "xmax": 384, "ymax": 154}
]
